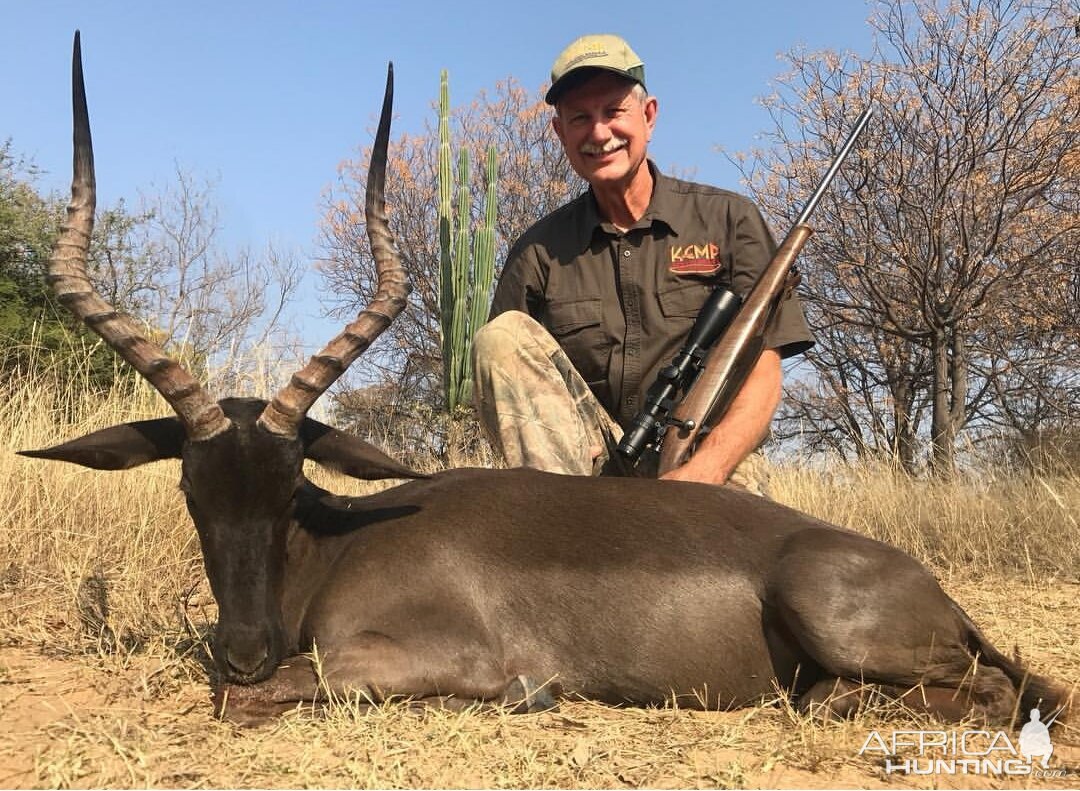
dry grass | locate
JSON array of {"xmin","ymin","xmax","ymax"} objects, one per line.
[
  {"xmin": 770, "ymin": 460, "xmax": 1080, "ymax": 581},
  {"xmin": 1, "ymin": 366, "xmax": 1078, "ymax": 788}
]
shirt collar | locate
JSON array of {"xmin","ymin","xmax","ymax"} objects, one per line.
[{"xmin": 574, "ymin": 161, "xmax": 682, "ymax": 252}]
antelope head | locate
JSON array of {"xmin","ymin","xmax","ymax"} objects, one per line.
[{"xmin": 20, "ymin": 33, "xmax": 420, "ymax": 684}]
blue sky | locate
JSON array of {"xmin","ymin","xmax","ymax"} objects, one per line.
[{"xmin": 3, "ymin": 1, "xmax": 876, "ymax": 347}]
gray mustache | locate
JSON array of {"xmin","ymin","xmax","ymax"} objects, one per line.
[{"xmin": 580, "ymin": 137, "xmax": 629, "ymax": 155}]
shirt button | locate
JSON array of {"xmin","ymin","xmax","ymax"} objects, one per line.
[{"xmin": 623, "ymin": 250, "xmax": 631, "ymax": 257}]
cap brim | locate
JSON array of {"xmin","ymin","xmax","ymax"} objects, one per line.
[{"xmin": 545, "ymin": 66, "xmax": 645, "ymax": 105}]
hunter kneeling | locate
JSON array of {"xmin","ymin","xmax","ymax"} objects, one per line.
[{"xmin": 473, "ymin": 34, "xmax": 813, "ymax": 492}]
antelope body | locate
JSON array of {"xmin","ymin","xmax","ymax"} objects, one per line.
[{"xmin": 23, "ymin": 34, "xmax": 1069, "ymax": 727}]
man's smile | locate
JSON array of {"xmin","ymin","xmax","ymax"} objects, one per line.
[{"xmin": 580, "ymin": 138, "xmax": 629, "ymax": 160}]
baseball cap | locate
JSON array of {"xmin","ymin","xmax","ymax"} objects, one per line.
[{"xmin": 545, "ymin": 34, "xmax": 646, "ymax": 105}]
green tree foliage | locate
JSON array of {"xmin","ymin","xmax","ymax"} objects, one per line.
[
  {"xmin": 1, "ymin": 143, "xmax": 302, "ymax": 399},
  {"xmin": 0, "ymin": 141, "xmax": 126, "ymax": 390}
]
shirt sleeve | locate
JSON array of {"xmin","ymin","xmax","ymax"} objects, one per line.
[
  {"xmin": 489, "ymin": 238, "xmax": 546, "ymax": 321},
  {"xmin": 732, "ymin": 201, "xmax": 815, "ymax": 360}
]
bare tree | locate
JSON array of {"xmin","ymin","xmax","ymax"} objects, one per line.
[
  {"xmin": 89, "ymin": 165, "xmax": 303, "ymax": 395},
  {"xmin": 740, "ymin": 0, "xmax": 1078, "ymax": 475}
]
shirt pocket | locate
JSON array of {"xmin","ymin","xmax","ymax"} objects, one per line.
[
  {"xmin": 658, "ymin": 281, "xmax": 712, "ymax": 320},
  {"xmin": 544, "ymin": 298, "xmax": 612, "ymax": 386}
]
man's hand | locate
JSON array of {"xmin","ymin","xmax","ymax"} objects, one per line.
[{"xmin": 658, "ymin": 349, "xmax": 782, "ymax": 485}]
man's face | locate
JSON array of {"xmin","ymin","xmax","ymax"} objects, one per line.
[{"xmin": 553, "ymin": 71, "xmax": 657, "ymax": 190}]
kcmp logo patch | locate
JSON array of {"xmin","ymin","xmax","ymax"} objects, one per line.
[{"xmin": 669, "ymin": 242, "xmax": 720, "ymax": 275}]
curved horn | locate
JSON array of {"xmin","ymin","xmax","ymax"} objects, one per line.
[
  {"xmin": 51, "ymin": 32, "xmax": 230, "ymax": 441},
  {"xmin": 259, "ymin": 63, "xmax": 408, "ymax": 437}
]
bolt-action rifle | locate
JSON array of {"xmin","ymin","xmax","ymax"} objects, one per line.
[{"xmin": 616, "ymin": 106, "xmax": 873, "ymax": 474}]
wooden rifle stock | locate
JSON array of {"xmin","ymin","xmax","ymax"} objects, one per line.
[
  {"xmin": 655, "ymin": 105, "xmax": 873, "ymax": 475},
  {"xmin": 656, "ymin": 224, "xmax": 813, "ymax": 474}
]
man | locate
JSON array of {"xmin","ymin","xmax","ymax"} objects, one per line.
[{"xmin": 472, "ymin": 34, "xmax": 813, "ymax": 491}]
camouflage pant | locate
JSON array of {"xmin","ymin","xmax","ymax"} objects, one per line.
[{"xmin": 472, "ymin": 311, "xmax": 769, "ymax": 495}]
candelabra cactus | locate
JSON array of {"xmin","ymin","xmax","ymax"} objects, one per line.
[{"xmin": 438, "ymin": 70, "xmax": 497, "ymax": 412}]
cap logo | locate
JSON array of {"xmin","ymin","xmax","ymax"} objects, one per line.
[{"xmin": 564, "ymin": 48, "xmax": 609, "ymax": 69}]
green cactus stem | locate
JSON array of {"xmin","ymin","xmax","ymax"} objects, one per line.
[{"xmin": 437, "ymin": 71, "xmax": 498, "ymax": 412}]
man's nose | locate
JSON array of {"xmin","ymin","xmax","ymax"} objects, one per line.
[{"xmin": 586, "ymin": 119, "xmax": 612, "ymax": 143}]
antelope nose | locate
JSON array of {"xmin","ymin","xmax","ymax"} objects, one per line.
[{"xmin": 225, "ymin": 643, "xmax": 270, "ymax": 679}]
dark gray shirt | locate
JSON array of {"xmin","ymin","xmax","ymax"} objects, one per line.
[{"xmin": 491, "ymin": 164, "xmax": 814, "ymax": 426}]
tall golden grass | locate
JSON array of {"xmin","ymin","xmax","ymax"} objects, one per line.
[
  {"xmin": 1, "ymin": 358, "xmax": 190, "ymax": 649},
  {"xmin": 770, "ymin": 459, "xmax": 1080, "ymax": 580}
]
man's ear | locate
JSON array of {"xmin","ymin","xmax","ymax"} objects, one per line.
[
  {"xmin": 301, "ymin": 418, "xmax": 427, "ymax": 481},
  {"xmin": 644, "ymin": 95, "xmax": 658, "ymax": 141},
  {"xmin": 552, "ymin": 113, "xmax": 565, "ymax": 145},
  {"xmin": 18, "ymin": 417, "xmax": 185, "ymax": 470}
]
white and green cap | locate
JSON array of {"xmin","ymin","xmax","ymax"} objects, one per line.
[{"xmin": 545, "ymin": 34, "xmax": 646, "ymax": 105}]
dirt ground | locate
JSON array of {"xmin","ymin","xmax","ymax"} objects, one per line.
[{"xmin": 0, "ymin": 576, "xmax": 1077, "ymax": 790}]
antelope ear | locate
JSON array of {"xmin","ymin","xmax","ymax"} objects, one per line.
[
  {"xmin": 18, "ymin": 417, "xmax": 185, "ymax": 470},
  {"xmin": 300, "ymin": 417, "xmax": 426, "ymax": 481}
]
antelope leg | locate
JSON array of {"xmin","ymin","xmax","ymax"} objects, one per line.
[{"xmin": 214, "ymin": 631, "xmax": 553, "ymax": 725}]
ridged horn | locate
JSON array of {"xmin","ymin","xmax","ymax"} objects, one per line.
[
  {"xmin": 259, "ymin": 63, "xmax": 408, "ymax": 437},
  {"xmin": 51, "ymin": 32, "xmax": 231, "ymax": 442}
]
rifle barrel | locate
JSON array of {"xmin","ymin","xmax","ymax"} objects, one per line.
[{"xmin": 795, "ymin": 106, "xmax": 873, "ymax": 226}]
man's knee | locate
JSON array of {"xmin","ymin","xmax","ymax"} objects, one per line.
[{"xmin": 473, "ymin": 311, "xmax": 549, "ymax": 370}]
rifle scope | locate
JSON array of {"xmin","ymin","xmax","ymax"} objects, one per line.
[{"xmin": 616, "ymin": 286, "xmax": 742, "ymax": 461}]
